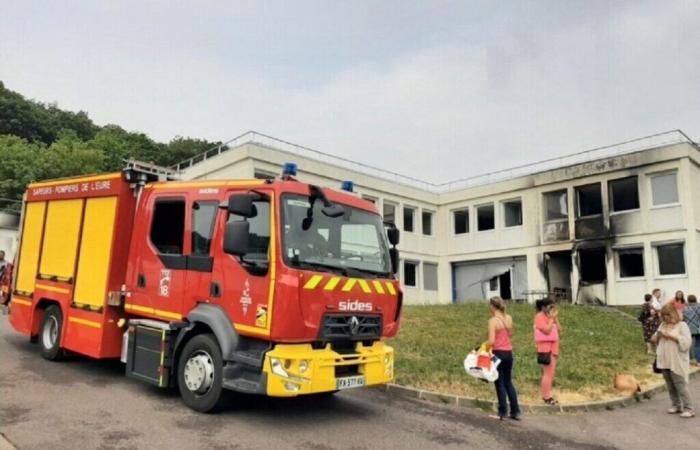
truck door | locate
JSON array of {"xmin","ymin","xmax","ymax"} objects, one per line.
[
  {"xmin": 127, "ymin": 194, "xmax": 189, "ymax": 321},
  {"xmin": 183, "ymin": 199, "xmax": 220, "ymax": 312},
  {"xmin": 210, "ymin": 189, "xmax": 275, "ymax": 337}
]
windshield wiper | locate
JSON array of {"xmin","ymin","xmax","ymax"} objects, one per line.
[{"xmin": 291, "ymin": 259, "xmax": 349, "ymax": 277}]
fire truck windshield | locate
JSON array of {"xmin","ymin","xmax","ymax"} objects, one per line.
[{"xmin": 281, "ymin": 194, "xmax": 392, "ymax": 276}]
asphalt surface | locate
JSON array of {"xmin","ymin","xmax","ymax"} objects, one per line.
[{"xmin": 1, "ymin": 314, "xmax": 698, "ymax": 450}]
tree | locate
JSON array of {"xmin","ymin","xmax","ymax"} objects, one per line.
[
  {"xmin": 159, "ymin": 136, "xmax": 223, "ymax": 167},
  {"xmin": 89, "ymin": 125, "xmax": 162, "ymax": 171}
]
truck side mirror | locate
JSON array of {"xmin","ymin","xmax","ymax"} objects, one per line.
[
  {"xmin": 389, "ymin": 248, "xmax": 399, "ymax": 275},
  {"xmin": 223, "ymin": 220, "xmax": 250, "ymax": 256},
  {"xmin": 228, "ymin": 194, "xmax": 257, "ymax": 218},
  {"xmin": 387, "ymin": 227, "xmax": 400, "ymax": 246}
]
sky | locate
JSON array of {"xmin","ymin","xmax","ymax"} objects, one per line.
[{"xmin": 1, "ymin": 0, "xmax": 699, "ymax": 183}]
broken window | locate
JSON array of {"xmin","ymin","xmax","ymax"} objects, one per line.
[
  {"xmin": 422, "ymin": 210, "xmax": 433, "ymax": 236},
  {"xmin": 403, "ymin": 206, "xmax": 415, "ymax": 232},
  {"xmin": 503, "ymin": 199, "xmax": 522, "ymax": 227},
  {"xmin": 617, "ymin": 247, "xmax": 644, "ymax": 278},
  {"xmin": 383, "ymin": 202, "xmax": 396, "ymax": 225},
  {"xmin": 191, "ymin": 201, "xmax": 218, "ymax": 255},
  {"xmin": 423, "ymin": 263, "xmax": 438, "ymax": 291},
  {"xmin": 650, "ymin": 172, "xmax": 679, "ymax": 206},
  {"xmin": 656, "ymin": 243, "xmax": 685, "ymax": 276},
  {"xmin": 575, "ymin": 183, "xmax": 602, "ymax": 217},
  {"xmin": 544, "ymin": 190, "xmax": 568, "ymax": 221},
  {"xmin": 454, "ymin": 209, "xmax": 469, "ymax": 234},
  {"xmin": 477, "ymin": 204, "xmax": 495, "ymax": 231},
  {"xmin": 578, "ymin": 247, "xmax": 607, "ymax": 282},
  {"xmin": 609, "ymin": 176, "xmax": 639, "ymax": 212},
  {"xmin": 403, "ymin": 261, "xmax": 417, "ymax": 287}
]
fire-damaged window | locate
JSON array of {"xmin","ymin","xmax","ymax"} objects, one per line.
[
  {"xmin": 578, "ymin": 247, "xmax": 607, "ymax": 282},
  {"xmin": 477, "ymin": 204, "xmax": 495, "ymax": 231},
  {"xmin": 192, "ymin": 201, "xmax": 218, "ymax": 255},
  {"xmin": 150, "ymin": 198, "xmax": 185, "ymax": 254},
  {"xmin": 454, "ymin": 209, "xmax": 469, "ymax": 234},
  {"xmin": 503, "ymin": 199, "xmax": 522, "ymax": 227},
  {"xmin": 609, "ymin": 176, "xmax": 639, "ymax": 212},
  {"xmin": 403, "ymin": 261, "xmax": 417, "ymax": 287},
  {"xmin": 656, "ymin": 243, "xmax": 686, "ymax": 276},
  {"xmin": 544, "ymin": 190, "xmax": 568, "ymax": 221},
  {"xmin": 617, "ymin": 247, "xmax": 644, "ymax": 278},
  {"xmin": 575, "ymin": 183, "xmax": 602, "ymax": 217},
  {"xmin": 650, "ymin": 172, "xmax": 679, "ymax": 206}
]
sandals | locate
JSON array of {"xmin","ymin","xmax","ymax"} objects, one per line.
[{"xmin": 543, "ymin": 398, "xmax": 559, "ymax": 406}]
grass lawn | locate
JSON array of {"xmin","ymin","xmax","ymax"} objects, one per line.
[{"xmin": 390, "ymin": 303, "xmax": 657, "ymax": 404}]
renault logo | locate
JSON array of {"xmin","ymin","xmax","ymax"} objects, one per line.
[{"xmin": 349, "ymin": 316, "xmax": 361, "ymax": 336}]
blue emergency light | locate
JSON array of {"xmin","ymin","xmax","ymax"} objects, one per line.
[
  {"xmin": 282, "ymin": 162, "xmax": 298, "ymax": 177},
  {"xmin": 341, "ymin": 180, "xmax": 354, "ymax": 192}
]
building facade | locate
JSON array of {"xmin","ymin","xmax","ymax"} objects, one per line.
[{"xmin": 177, "ymin": 130, "xmax": 700, "ymax": 306}]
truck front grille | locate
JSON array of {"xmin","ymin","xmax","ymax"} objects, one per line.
[{"xmin": 319, "ymin": 314, "xmax": 382, "ymax": 340}]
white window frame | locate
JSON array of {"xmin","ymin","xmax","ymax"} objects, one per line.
[
  {"xmin": 543, "ymin": 189, "xmax": 569, "ymax": 223},
  {"xmin": 653, "ymin": 240, "xmax": 687, "ymax": 279},
  {"xmin": 501, "ymin": 198, "xmax": 523, "ymax": 228},
  {"xmin": 402, "ymin": 205, "xmax": 416, "ymax": 234},
  {"xmin": 423, "ymin": 262, "xmax": 438, "ymax": 291},
  {"xmin": 574, "ymin": 183, "xmax": 603, "ymax": 219},
  {"xmin": 648, "ymin": 170, "xmax": 681, "ymax": 210},
  {"xmin": 614, "ymin": 245, "xmax": 645, "ymax": 281},
  {"xmin": 402, "ymin": 259, "xmax": 420, "ymax": 288},
  {"xmin": 421, "ymin": 209, "xmax": 434, "ymax": 237},
  {"xmin": 383, "ymin": 201, "xmax": 398, "ymax": 227},
  {"xmin": 452, "ymin": 207, "xmax": 470, "ymax": 236},
  {"xmin": 608, "ymin": 176, "xmax": 641, "ymax": 216},
  {"xmin": 476, "ymin": 203, "xmax": 496, "ymax": 233}
]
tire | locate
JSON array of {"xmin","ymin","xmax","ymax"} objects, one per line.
[
  {"xmin": 39, "ymin": 305, "xmax": 64, "ymax": 361},
  {"xmin": 177, "ymin": 333, "xmax": 225, "ymax": 413}
]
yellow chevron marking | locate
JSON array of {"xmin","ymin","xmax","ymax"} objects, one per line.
[
  {"xmin": 341, "ymin": 278, "xmax": 357, "ymax": 292},
  {"xmin": 303, "ymin": 275, "xmax": 324, "ymax": 290},
  {"xmin": 372, "ymin": 280, "xmax": 385, "ymax": 295},
  {"xmin": 357, "ymin": 279, "xmax": 372, "ymax": 294},
  {"xmin": 324, "ymin": 277, "xmax": 342, "ymax": 291},
  {"xmin": 385, "ymin": 282, "xmax": 397, "ymax": 295}
]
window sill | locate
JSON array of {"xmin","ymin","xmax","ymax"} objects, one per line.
[
  {"xmin": 616, "ymin": 276, "xmax": 646, "ymax": 282},
  {"xmin": 609, "ymin": 209, "xmax": 640, "ymax": 216},
  {"xmin": 649, "ymin": 203, "xmax": 681, "ymax": 211},
  {"xmin": 503, "ymin": 225, "xmax": 524, "ymax": 229},
  {"xmin": 655, "ymin": 274, "xmax": 688, "ymax": 280},
  {"xmin": 477, "ymin": 229, "xmax": 496, "ymax": 233}
]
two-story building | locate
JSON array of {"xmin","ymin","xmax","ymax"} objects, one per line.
[{"xmin": 176, "ymin": 130, "xmax": 700, "ymax": 306}]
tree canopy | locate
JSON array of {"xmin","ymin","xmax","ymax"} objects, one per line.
[{"xmin": 0, "ymin": 81, "xmax": 223, "ymax": 204}]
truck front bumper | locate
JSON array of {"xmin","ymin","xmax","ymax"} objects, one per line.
[{"xmin": 263, "ymin": 341, "xmax": 394, "ymax": 397}]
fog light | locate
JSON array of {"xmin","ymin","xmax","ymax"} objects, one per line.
[
  {"xmin": 270, "ymin": 358, "xmax": 288, "ymax": 378},
  {"xmin": 299, "ymin": 360, "xmax": 309, "ymax": 373},
  {"xmin": 284, "ymin": 382, "xmax": 300, "ymax": 392}
]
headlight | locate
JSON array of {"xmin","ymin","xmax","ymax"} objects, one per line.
[
  {"xmin": 270, "ymin": 358, "xmax": 288, "ymax": 378},
  {"xmin": 299, "ymin": 360, "xmax": 309, "ymax": 373},
  {"xmin": 384, "ymin": 354, "xmax": 391, "ymax": 365},
  {"xmin": 284, "ymin": 382, "xmax": 300, "ymax": 392}
]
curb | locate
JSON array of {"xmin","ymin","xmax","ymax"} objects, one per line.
[{"xmin": 382, "ymin": 368, "xmax": 700, "ymax": 415}]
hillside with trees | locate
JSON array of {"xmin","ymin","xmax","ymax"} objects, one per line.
[{"xmin": 0, "ymin": 81, "xmax": 222, "ymax": 209}]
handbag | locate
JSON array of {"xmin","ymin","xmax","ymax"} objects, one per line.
[
  {"xmin": 537, "ymin": 352, "xmax": 552, "ymax": 365},
  {"xmin": 652, "ymin": 357, "xmax": 662, "ymax": 374}
]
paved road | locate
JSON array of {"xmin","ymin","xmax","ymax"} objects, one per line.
[{"xmin": 1, "ymin": 315, "xmax": 698, "ymax": 450}]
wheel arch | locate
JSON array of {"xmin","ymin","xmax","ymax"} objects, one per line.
[
  {"xmin": 31, "ymin": 297, "xmax": 62, "ymax": 337},
  {"xmin": 174, "ymin": 304, "xmax": 239, "ymax": 363}
]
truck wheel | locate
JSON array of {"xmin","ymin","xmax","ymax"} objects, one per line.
[
  {"xmin": 40, "ymin": 305, "xmax": 64, "ymax": 361},
  {"xmin": 177, "ymin": 334, "xmax": 225, "ymax": 413}
]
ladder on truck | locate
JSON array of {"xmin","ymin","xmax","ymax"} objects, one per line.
[{"xmin": 123, "ymin": 159, "xmax": 179, "ymax": 183}]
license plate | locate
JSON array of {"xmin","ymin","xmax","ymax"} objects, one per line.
[{"xmin": 336, "ymin": 375, "xmax": 366, "ymax": 390}]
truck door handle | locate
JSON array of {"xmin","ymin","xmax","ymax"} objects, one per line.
[
  {"xmin": 138, "ymin": 274, "xmax": 146, "ymax": 288},
  {"xmin": 210, "ymin": 281, "xmax": 221, "ymax": 297}
]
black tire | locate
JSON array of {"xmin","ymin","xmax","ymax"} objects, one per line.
[
  {"xmin": 177, "ymin": 334, "xmax": 225, "ymax": 413},
  {"xmin": 39, "ymin": 305, "xmax": 64, "ymax": 361}
]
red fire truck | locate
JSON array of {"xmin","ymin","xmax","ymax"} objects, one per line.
[{"xmin": 9, "ymin": 161, "xmax": 401, "ymax": 412}]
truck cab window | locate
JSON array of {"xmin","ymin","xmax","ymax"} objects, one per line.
[
  {"xmin": 192, "ymin": 201, "xmax": 218, "ymax": 255},
  {"xmin": 151, "ymin": 199, "xmax": 185, "ymax": 254},
  {"xmin": 228, "ymin": 200, "xmax": 270, "ymax": 262}
]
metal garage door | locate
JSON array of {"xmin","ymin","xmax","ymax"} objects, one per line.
[{"xmin": 452, "ymin": 257, "xmax": 527, "ymax": 303}]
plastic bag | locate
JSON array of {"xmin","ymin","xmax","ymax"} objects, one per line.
[{"xmin": 463, "ymin": 343, "xmax": 500, "ymax": 383}]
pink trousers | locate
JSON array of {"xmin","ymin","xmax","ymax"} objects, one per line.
[{"xmin": 541, "ymin": 355, "xmax": 558, "ymax": 399}]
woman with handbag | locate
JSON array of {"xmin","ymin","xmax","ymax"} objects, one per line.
[
  {"xmin": 486, "ymin": 296, "xmax": 521, "ymax": 420},
  {"xmin": 534, "ymin": 298, "xmax": 561, "ymax": 405}
]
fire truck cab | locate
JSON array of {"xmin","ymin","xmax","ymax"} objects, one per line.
[{"xmin": 9, "ymin": 162, "xmax": 402, "ymax": 412}]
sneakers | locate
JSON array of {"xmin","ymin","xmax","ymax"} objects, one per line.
[
  {"xmin": 667, "ymin": 407, "xmax": 681, "ymax": 414},
  {"xmin": 680, "ymin": 410, "xmax": 695, "ymax": 419}
]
